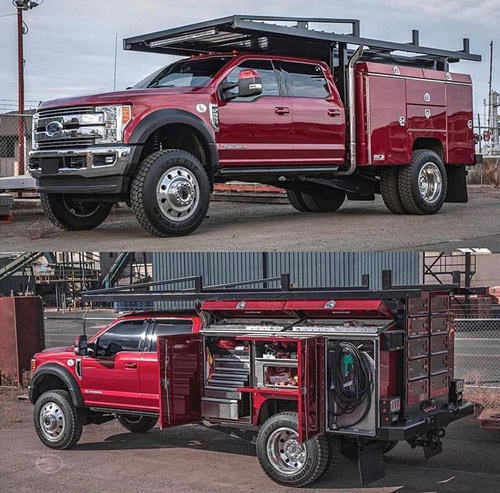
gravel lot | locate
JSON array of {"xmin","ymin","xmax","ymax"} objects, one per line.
[
  {"xmin": 3, "ymin": 186, "xmax": 500, "ymax": 252},
  {"xmin": 0, "ymin": 388, "xmax": 499, "ymax": 493}
]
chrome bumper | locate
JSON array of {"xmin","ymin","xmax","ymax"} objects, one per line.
[{"xmin": 28, "ymin": 146, "xmax": 134, "ymax": 179}]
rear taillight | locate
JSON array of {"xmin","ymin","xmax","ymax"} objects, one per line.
[{"xmin": 380, "ymin": 397, "xmax": 401, "ymax": 425}]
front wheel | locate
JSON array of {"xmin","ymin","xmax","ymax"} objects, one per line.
[
  {"xmin": 256, "ymin": 412, "xmax": 329, "ymax": 487},
  {"xmin": 40, "ymin": 193, "xmax": 112, "ymax": 231},
  {"xmin": 130, "ymin": 149, "xmax": 210, "ymax": 237},
  {"xmin": 118, "ymin": 415, "xmax": 158, "ymax": 433},
  {"xmin": 33, "ymin": 390, "xmax": 83, "ymax": 450},
  {"xmin": 398, "ymin": 150, "xmax": 448, "ymax": 215}
]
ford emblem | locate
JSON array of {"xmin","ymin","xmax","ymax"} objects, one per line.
[{"xmin": 46, "ymin": 121, "xmax": 63, "ymax": 137}]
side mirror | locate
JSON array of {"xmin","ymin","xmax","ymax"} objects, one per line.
[
  {"xmin": 238, "ymin": 69, "xmax": 263, "ymax": 98},
  {"xmin": 74, "ymin": 335, "xmax": 88, "ymax": 356}
]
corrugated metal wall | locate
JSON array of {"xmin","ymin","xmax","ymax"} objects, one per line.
[{"xmin": 152, "ymin": 252, "xmax": 422, "ymax": 310}]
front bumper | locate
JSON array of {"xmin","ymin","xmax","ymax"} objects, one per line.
[
  {"xmin": 29, "ymin": 145, "xmax": 138, "ymax": 195},
  {"xmin": 377, "ymin": 401, "xmax": 474, "ymax": 441}
]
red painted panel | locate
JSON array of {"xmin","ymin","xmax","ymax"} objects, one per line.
[
  {"xmin": 446, "ymin": 83, "xmax": 474, "ymax": 164},
  {"xmin": 407, "ymin": 105, "xmax": 447, "ymax": 131},
  {"xmin": 298, "ymin": 337, "xmax": 324, "ymax": 442},
  {"xmin": 430, "ymin": 373, "xmax": 449, "ymax": 398},
  {"xmin": 379, "ymin": 350, "xmax": 397, "ymax": 398},
  {"xmin": 158, "ymin": 334, "xmax": 202, "ymax": 429},
  {"xmin": 283, "ymin": 299, "xmax": 393, "ymax": 318},
  {"xmin": 407, "ymin": 378, "xmax": 429, "ymax": 405},
  {"xmin": 406, "ymin": 80, "xmax": 446, "ymax": 107}
]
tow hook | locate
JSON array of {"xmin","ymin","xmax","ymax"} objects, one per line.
[{"xmin": 408, "ymin": 429, "xmax": 445, "ymax": 459}]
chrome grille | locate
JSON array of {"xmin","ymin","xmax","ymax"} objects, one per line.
[
  {"xmin": 38, "ymin": 106, "xmax": 95, "ymax": 118},
  {"xmin": 38, "ymin": 138, "xmax": 94, "ymax": 150}
]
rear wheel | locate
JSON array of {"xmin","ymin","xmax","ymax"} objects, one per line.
[
  {"xmin": 118, "ymin": 415, "xmax": 158, "ymax": 433},
  {"xmin": 398, "ymin": 150, "xmax": 447, "ymax": 215},
  {"xmin": 286, "ymin": 189, "xmax": 310, "ymax": 212},
  {"xmin": 33, "ymin": 390, "xmax": 83, "ymax": 450},
  {"xmin": 301, "ymin": 186, "xmax": 346, "ymax": 213},
  {"xmin": 256, "ymin": 412, "xmax": 329, "ymax": 487},
  {"xmin": 380, "ymin": 167, "xmax": 407, "ymax": 214},
  {"xmin": 130, "ymin": 149, "xmax": 210, "ymax": 237},
  {"xmin": 40, "ymin": 193, "xmax": 112, "ymax": 231}
]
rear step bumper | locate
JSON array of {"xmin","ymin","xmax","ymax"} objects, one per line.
[{"xmin": 376, "ymin": 401, "xmax": 474, "ymax": 441}]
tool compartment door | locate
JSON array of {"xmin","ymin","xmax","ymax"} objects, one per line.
[
  {"xmin": 298, "ymin": 337, "xmax": 325, "ymax": 442},
  {"xmin": 157, "ymin": 334, "xmax": 202, "ymax": 429}
]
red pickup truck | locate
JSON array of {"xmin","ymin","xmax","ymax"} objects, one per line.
[
  {"xmin": 28, "ymin": 16, "xmax": 481, "ymax": 237},
  {"xmin": 29, "ymin": 275, "xmax": 480, "ymax": 487}
]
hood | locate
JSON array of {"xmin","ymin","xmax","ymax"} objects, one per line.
[
  {"xmin": 42, "ymin": 345, "xmax": 74, "ymax": 354},
  {"xmin": 39, "ymin": 86, "xmax": 207, "ymax": 111}
]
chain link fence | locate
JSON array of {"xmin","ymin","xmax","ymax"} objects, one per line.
[{"xmin": 0, "ymin": 113, "xmax": 33, "ymax": 177}]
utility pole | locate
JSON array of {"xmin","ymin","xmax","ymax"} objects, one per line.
[
  {"xmin": 487, "ymin": 41, "xmax": 493, "ymax": 141},
  {"xmin": 13, "ymin": 0, "xmax": 41, "ymax": 176},
  {"xmin": 17, "ymin": 5, "xmax": 24, "ymax": 175}
]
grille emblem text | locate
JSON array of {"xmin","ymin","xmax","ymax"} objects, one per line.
[{"xmin": 46, "ymin": 121, "xmax": 63, "ymax": 137}]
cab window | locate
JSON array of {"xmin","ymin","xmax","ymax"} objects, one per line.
[
  {"xmin": 277, "ymin": 61, "xmax": 330, "ymax": 99},
  {"xmin": 96, "ymin": 321, "xmax": 146, "ymax": 357},
  {"xmin": 224, "ymin": 59, "xmax": 281, "ymax": 101},
  {"xmin": 149, "ymin": 320, "xmax": 194, "ymax": 351}
]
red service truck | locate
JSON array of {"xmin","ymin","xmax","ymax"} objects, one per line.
[
  {"xmin": 29, "ymin": 272, "xmax": 484, "ymax": 487},
  {"xmin": 28, "ymin": 16, "xmax": 481, "ymax": 237}
]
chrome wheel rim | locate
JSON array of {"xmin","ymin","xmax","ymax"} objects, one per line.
[
  {"xmin": 62, "ymin": 196, "xmax": 100, "ymax": 218},
  {"xmin": 418, "ymin": 162, "xmax": 443, "ymax": 205},
  {"xmin": 156, "ymin": 167, "xmax": 199, "ymax": 222},
  {"xmin": 266, "ymin": 427, "xmax": 307, "ymax": 475},
  {"xmin": 39, "ymin": 402, "xmax": 66, "ymax": 442}
]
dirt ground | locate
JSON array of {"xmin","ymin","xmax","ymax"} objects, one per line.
[
  {"xmin": 1, "ymin": 388, "xmax": 500, "ymax": 493},
  {"xmin": 2, "ymin": 186, "xmax": 500, "ymax": 252}
]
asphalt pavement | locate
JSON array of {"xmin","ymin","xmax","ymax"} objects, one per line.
[{"xmin": 3, "ymin": 186, "xmax": 500, "ymax": 252}]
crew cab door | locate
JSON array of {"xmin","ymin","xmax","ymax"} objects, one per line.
[
  {"xmin": 158, "ymin": 334, "xmax": 202, "ymax": 429},
  {"xmin": 217, "ymin": 59, "xmax": 294, "ymax": 167},
  {"xmin": 81, "ymin": 320, "xmax": 147, "ymax": 409},
  {"xmin": 276, "ymin": 61, "xmax": 346, "ymax": 165},
  {"xmin": 140, "ymin": 318, "xmax": 196, "ymax": 411}
]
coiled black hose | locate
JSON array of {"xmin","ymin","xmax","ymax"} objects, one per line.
[{"xmin": 328, "ymin": 342, "xmax": 373, "ymax": 428}]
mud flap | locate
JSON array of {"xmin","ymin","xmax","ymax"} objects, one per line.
[
  {"xmin": 358, "ymin": 440, "xmax": 385, "ymax": 486},
  {"xmin": 445, "ymin": 165, "xmax": 468, "ymax": 203}
]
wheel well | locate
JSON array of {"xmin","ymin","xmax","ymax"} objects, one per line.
[
  {"xmin": 257, "ymin": 399, "xmax": 298, "ymax": 425},
  {"xmin": 32, "ymin": 374, "xmax": 69, "ymax": 403},
  {"xmin": 139, "ymin": 124, "xmax": 212, "ymax": 182},
  {"xmin": 412, "ymin": 138, "xmax": 444, "ymax": 161}
]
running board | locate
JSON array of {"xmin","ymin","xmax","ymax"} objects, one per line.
[
  {"xmin": 219, "ymin": 166, "xmax": 340, "ymax": 177},
  {"xmin": 89, "ymin": 407, "xmax": 159, "ymax": 417}
]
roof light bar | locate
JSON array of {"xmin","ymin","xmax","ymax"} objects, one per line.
[{"xmin": 149, "ymin": 28, "xmax": 218, "ymax": 48}]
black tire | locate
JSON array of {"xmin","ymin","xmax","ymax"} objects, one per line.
[
  {"xmin": 130, "ymin": 149, "xmax": 210, "ymax": 237},
  {"xmin": 398, "ymin": 150, "xmax": 448, "ymax": 215},
  {"xmin": 286, "ymin": 189, "xmax": 310, "ymax": 212},
  {"xmin": 340, "ymin": 437, "xmax": 397, "ymax": 460},
  {"xmin": 256, "ymin": 412, "xmax": 329, "ymax": 487},
  {"xmin": 301, "ymin": 186, "xmax": 346, "ymax": 213},
  {"xmin": 33, "ymin": 390, "xmax": 83, "ymax": 450},
  {"xmin": 118, "ymin": 415, "xmax": 158, "ymax": 433},
  {"xmin": 323, "ymin": 435, "xmax": 341, "ymax": 477},
  {"xmin": 40, "ymin": 193, "xmax": 112, "ymax": 231},
  {"xmin": 380, "ymin": 167, "xmax": 407, "ymax": 214}
]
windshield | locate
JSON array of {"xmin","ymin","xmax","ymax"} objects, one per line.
[{"xmin": 133, "ymin": 57, "xmax": 231, "ymax": 89}]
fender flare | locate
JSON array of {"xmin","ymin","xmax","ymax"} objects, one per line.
[
  {"xmin": 29, "ymin": 363, "xmax": 85, "ymax": 408},
  {"xmin": 128, "ymin": 108, "xmax": 219, "ymax": 177}
]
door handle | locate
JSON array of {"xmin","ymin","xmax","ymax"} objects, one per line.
[
  {"xmin": 328, "ymin": 108, "xmax": 341, "ymax": 117},
  {"xmin": 275, "ymin": 107, "xmax": 290, "ymax": 116},
  {"xmin": 124, "ymin": 362, "xmax": 137, "ymax": 370}
]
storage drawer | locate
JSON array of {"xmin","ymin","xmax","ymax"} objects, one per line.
[
  {"xmin": 407, "ymin": 357, "xmax": 429, "ymax": 381},
  {"xmin": 255, "ymin": 359, "xmax": 298, "ymax": 388},
  {"xmin": 430, "ymin": 373, "xmax": 449, "ymax": 398},
  {"xmin": 430, "ymin": 315, "xmax": 448, "ymax": 335},
  {"xmin": 408, "ymin": 337, "xmax": 430, "ymax": 359},
  {"xmin": 430, "ymin": 354, "xmax": 449, "ymax": 375},
  {"xmin": 407, "ymin": 316, "xmax": 429, "ymax": 337},
  {"xmin": 407, "ymin": 378, "xmax": 429, "ymax": 405},
  {"xmin": 201, "ymin": 398, "xmax": 239, "ymax": 420},
  {"xmin": 407, "ymin": 295, "xmax": 429, "ymax": 315},
  {"xmin": 430, "ymin": 334, "xmax": 449, "ymax": 354},
  {"xmin": 431, "ymin": 293, "xmax": 449, "ymax": 313}
]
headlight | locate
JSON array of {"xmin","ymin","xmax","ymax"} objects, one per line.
[
  {"xmin": 32, "ymin": 113, "xmax": 39, "ymax": 150},
  {"xmin": 95, "ymin": 105, "xmax": 132, "ymax": 143}
]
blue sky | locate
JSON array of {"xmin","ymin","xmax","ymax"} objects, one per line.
[{"xmin": 0, "ymin": 0, "xmax": 498, "ymax": 122}]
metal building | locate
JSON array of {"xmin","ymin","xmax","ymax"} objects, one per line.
[{"xmin": 152, "ymin": 252, "xmax": 422, "ymax": 310}]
